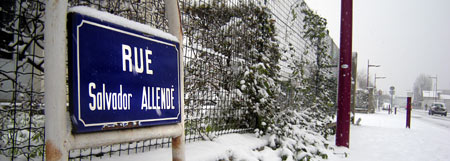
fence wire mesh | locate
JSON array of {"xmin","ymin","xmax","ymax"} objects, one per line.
[
  {"xmin": 0, "ymin": 0, "xmax": 46, "ymax": 161},
  {"xmin": 1, "ymin": 0, "xmax": 338, "ymax": 160}
]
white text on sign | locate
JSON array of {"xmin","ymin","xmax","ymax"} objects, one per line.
[{"xmin": 122, "ymin": 44, "xmax": 153, "ymax": 75}]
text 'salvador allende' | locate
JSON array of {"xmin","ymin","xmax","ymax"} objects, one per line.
[{"xmin": 88, "ymin": 44, "xmax": 176, "ymax": 111}]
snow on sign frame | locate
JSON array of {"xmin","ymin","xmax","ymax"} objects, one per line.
[{"xmin": 67, "ymin": 10, "xmax": 181, "ymax": 133}]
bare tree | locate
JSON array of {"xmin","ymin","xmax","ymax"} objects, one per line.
[
  {"xmin": 356, "ymin": 69, "xmax": 372, "ymax": 89},
  {"xmin": 413, "ymin": 74, "xmax": 432, "ymax": 102}
]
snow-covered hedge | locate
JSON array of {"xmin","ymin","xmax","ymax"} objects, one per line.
[
  {"xmin": 0, "ymin": 0, "xmax": 338, "ymax": 160},
  {"xmin": 183, "ymin": 0, "xmax": 337, "ymax": 160}
]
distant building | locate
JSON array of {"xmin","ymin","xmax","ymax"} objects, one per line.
[
  {"xmin": 394, "ymin": 95, "xmax": 407, "ymax": 108},
  {"xmin": 439, "ymin": 94, "xmax": 450, "ymax": 109}
]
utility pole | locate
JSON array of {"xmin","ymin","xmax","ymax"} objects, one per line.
[
  {"xmin": 351, "ymin": 52, "xmax": 358, "ymax": 123},
  {"xmin": 336, "ymin": 0, "xmax": 353, "ymax": 148}
]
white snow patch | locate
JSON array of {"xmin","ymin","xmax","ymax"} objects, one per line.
[
  {"xmin": 259, "ymin": 147, "xmax": 282, "ymax": 161},
  {"xmin": 69, "ymin": 6, "xmax": 178, "ymax": 42},
  {"xmin": 155, "ymin": 108, "xmax": 162, "ymax": 116},
  {"xmin": 329, "ymin": 110, "xmax": 450, "ymax": 161}
]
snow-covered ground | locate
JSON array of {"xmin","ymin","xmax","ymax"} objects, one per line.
[
  {"xmin": 92, "ymin": 133, "xmax": 276, "ymax": 161},
  {"xmin": 93, "ymin": 109, "xmax": 450, "ymax": 161},
  {"xmin": 330, "ymin": 109, "xmax": 450, "ymax": 161}
]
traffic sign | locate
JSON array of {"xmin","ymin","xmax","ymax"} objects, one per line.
[{"xmin": 389, "ymin": 86, "xmax": 395, "ymax": 95}]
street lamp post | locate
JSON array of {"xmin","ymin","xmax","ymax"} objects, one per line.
[
  {"xmin": 366, "ymin": 60, "xmax": 380, "ymax": 113},
  {"xmin": 367, "ymin": 60, "xmax": 381, "ymax": 88},
  {"xmin": 374, "ymin": 74, "xmax": 386, "ymax": 110},
  {"xmin": 374, "ymin": 73, "xmax": 386, "ymax": 89}
]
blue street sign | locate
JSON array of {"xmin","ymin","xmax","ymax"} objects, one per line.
[{"xmin": 68, "ymin": 12, "xmax": 181, "ymax": 133}]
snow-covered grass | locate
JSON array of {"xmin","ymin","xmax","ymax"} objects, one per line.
[{"xmin": 329, "ymin": 110, "xmax": 450, "ymax": 161}]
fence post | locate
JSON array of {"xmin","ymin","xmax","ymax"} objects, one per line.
[
  {"xmin": 165, "ymin": 0, "xmax": 185, "ymax": 161},
  {"xmin": 44, "ymin": 0, "xmax": 69, "ymax": 161}
]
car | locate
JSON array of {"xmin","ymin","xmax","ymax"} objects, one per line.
[
  {"xmin": 382, "ymin": 103, "xmax": 391, "ymax": 111},
  {"xmin": 428, "ymin": 102, "xmax": 447, "ymax": 116},
  {"xmin": 198, "ymin": 100, "xmax": 218, "ymax": 117}
]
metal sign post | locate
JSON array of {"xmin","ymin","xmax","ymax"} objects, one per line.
[
  {"xmin": 44, "ymin": 0, "xmax": 185, "ymax": 160},
  {"xmin": 44, "ymin": 1, "xmax": 70, "ymax": 160},
  {"xmin": 165, "ymin": 0, "xmax": 186, "ymax": 160}
]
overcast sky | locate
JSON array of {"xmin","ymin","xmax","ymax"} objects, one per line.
[{"xmin": 304, "ymin": 0, "xmax": 450, "ymax": 96}]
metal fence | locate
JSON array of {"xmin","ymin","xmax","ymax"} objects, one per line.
[
  {"xmin": 0, "ymin": 0, "xmax": 337, "ymax": 160},
  {"xmin": 0, "ymin": 0, "xmax": 46, "ymax": 161}
]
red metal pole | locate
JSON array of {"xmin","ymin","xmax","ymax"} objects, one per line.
[
  {"xmin": 336, "ymin": 0, "xmax": 353, "ymax": 147},
  {"xmin": 406, "ymin": 97, "xmax": 411, "ymax": 128}
]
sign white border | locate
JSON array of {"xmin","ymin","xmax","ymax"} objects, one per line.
[{"xmin": 76, "ymin": 20, "xmax": 181, "ymax": 127}]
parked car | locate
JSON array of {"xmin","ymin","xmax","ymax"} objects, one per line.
[
  {"xmin": 428, "ymin": 102, "xmax": 447, "ymax": 116},
  {"xmin": 382, "ymin": 103, "xmax": 391, "ymax": 111}
]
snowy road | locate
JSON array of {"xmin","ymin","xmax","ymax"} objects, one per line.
[
  {"xmin": 411, "ymin": 110, "xmax": 450, "ymax": 129},
  {"xmin": 329, "ymin": 110, "xmax": 450, "ymax": 161}
]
